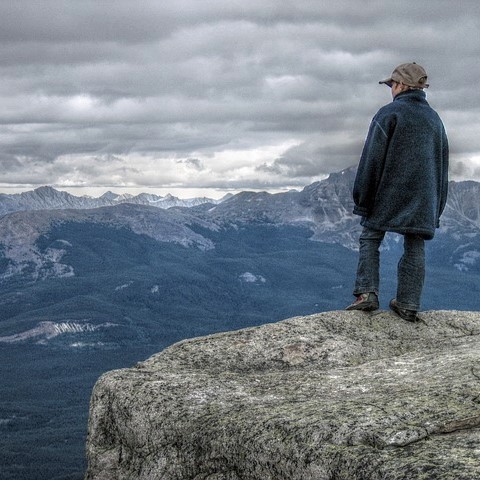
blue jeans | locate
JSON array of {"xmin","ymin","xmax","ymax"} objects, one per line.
[{"xmin": 353, "ymin": 227, "xmax": 425, "ymax": 311}]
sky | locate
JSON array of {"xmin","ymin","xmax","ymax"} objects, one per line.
[{"xmin": 1, "ymin": 1, "xmax": 480, "ymax": 198}]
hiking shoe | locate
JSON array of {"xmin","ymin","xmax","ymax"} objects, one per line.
[
  {"xmin": 389, "ymin": 299, "xmax": 418, "ymax": 323},
  {"xmin": 345, "ymin": 292, "xmax": 379, "ymax": 312}
]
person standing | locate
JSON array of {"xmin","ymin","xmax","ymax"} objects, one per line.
[{"xmin": 346, "ymin": 63, "xmax": 449, "ymax": 322}]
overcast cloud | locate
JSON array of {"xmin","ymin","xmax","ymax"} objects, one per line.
[{"xmin": 1, "ymin": 0, "xmax": 480, "ymax": 196}]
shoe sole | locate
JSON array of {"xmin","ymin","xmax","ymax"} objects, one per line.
[
  {"xmin": 389, "ymin": 303, "xmax": 418, "ymax": 323},
  {"xmin": 346, "ymin": 302, "xmax": 379, "ymax": 312}
]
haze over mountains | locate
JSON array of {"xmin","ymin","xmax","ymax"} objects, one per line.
[{"xmin": 0, "ymin": 167, "xmax": 479, "ymax": 479}]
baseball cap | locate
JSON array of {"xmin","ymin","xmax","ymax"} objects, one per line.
[{"xmin": 379, "ymin": 62, "xmax": 429, "ymax": 88}]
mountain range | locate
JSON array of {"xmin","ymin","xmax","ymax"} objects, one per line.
[
  {"xmin": 0, "ymin": 167, "xmax": 479, "ymax": 282},
  {"xmin": 0, "ymin": 185, "xmax": 223, "ymax": 217},
  {"xmin": 0, "ymin": 167, "xmax": 479, "ymax": 480}
]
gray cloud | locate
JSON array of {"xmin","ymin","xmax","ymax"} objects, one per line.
[
  {"xmin": 176, "ymin": 158, "xmax": 204, "ymax": 171},
  {"xmin": 263, "ymin": 137, "xmax": 364, "ymax": 178},
  {"xmin": 0, "ymin": 1, "xmax": 479, "ymax": 193}
]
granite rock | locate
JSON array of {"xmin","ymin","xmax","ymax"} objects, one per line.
[{"xmin": 85, "ymin": 310, "xmax": 480, "ymax": 480}]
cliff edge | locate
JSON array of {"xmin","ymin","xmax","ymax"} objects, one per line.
[{"xmin": 85, "ymin": 310, "xmax": 480, "ymax": 480}]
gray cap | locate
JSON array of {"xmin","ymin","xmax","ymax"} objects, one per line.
[{"xmin": 379, "ymin": 62, "xmax": 429, "ymax": 88}]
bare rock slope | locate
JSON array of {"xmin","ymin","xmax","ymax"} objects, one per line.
[{"xmin": 85, "ymin": 310, "xmax": 480, "ymax": 480}]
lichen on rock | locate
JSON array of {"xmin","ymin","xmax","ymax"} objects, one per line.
[{"xmin": 85, "ymin": 310, "xmax": 480, "ymax": 480}]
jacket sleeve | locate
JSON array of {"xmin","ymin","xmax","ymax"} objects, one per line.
[
  {"xmin": 437, "ymin": 125, "xmax": 449, "ymax": 223},
  {"xmin": 353, "ymin": 112, "xmax": 391, "ymax": 217}
]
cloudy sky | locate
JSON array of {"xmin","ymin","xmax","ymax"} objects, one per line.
[{"xmin": 1, "ymin": 1, "xmax": 479, "ymax": 197}]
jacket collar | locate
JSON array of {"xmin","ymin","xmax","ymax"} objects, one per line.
[{"xmin": 394, "ymin": 89, "xmax": 427, "ymax": 103}]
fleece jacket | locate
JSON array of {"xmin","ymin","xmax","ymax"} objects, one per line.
[{"xmin": 353, "ymin": 89, "xmax": 449, "ymax": 240}]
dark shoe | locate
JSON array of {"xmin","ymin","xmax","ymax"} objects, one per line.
[
  {"xmin": 346, "ymin": 292, "xmax": 379, "ymax": 312},
  {"xmin": 389, "ymin": 299, "xmax": 418, "ymax": 322}
]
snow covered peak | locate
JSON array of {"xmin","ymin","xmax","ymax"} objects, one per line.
[{"xmin": 0, "ymin": 187, "xmax": 221, "ymax": 216}]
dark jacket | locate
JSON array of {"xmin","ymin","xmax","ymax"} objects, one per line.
[{"xmin": 353, "ymin": 89, "xmax": 449, "ymax": 240}]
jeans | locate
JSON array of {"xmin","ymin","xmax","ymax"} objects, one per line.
[{"xmin": 353, "ymin": 227, "xmax": 425, "ymax": 311}]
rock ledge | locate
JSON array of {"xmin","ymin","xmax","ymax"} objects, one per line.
[{"xmin": 85, "ymin": 310, "xmax": 480, "ymax": 480}]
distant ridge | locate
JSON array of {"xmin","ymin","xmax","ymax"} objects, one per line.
[
  {"xmin": 0, "ymin": 186, "xmax": 221, "ymax": 216},
  {"xmin": 2, "ymin": 168, "xmax": 479, "ymax": 238}
]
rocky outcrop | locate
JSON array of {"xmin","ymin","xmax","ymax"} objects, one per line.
[{"xmin": 85, "ymin": 310, "xmax": 480, "ymax": 480}]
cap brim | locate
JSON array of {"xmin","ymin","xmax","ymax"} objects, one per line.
[{"xmin": 379, "ymin": 78, "xmax": 393, "ymax": 87}]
